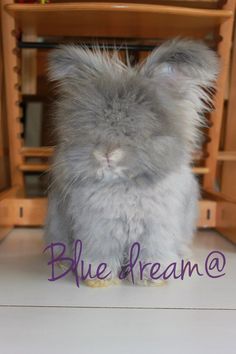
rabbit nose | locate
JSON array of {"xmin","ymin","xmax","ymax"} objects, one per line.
[
  {"xmin": 106, "ymin": 148, "xmax": 124, "ymax": 162},
  {"xmin": 93, "ymin": 147, "xmax": 124, "ymax": 164}
]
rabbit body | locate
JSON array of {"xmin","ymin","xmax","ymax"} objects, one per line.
[{"xmin": 45, "ymin": 39, "xmax": 218, "ymax": 282}]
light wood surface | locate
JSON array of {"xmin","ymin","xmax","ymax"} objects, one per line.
[
  {"xmin": 0, "ymin": 228, "xmax": 235, "ymax": 312},
  {"xmin": 1, "ymin": 226, "xmax": 236, "ymax": 354},
  {"xmin": 5, "ymin": 3, "xmax": 233, "ymax": 38}
]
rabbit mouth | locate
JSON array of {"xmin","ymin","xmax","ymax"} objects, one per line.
[{"xmin": 96, "ymin": 165, "xmax": 126, "ymax": 182}]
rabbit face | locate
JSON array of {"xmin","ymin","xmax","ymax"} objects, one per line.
[
  {"xmin": 49, "ymin": 40, "xmax": 218, "ymax": 184},
  {"xmin": 80, "ymin": 76, "xmax": 167, "ymax": 181},
  {"xmin": 52, "ymin": 73, "xmax": 176, "ymax": 183}
]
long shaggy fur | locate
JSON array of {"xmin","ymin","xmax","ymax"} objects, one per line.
[{"xmin": 45, "ymin": 39, "xmax": 219, "ymax": 283}]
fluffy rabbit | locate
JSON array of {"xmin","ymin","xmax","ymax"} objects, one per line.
[{"xmin": 45, "ymin": 39, "xmax": 218, "ymax": 286}]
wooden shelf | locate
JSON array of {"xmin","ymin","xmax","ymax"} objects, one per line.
[
  {"xmin": 21, "ymin": 146, "xmax": 54, "ymax": 158},
  {"xmin": 19, "ymin": 163, "xmax": 49, "ymax": 172},
  {"xmin": 217, "ymin": 151, "xmax": 236, "ymax": 161},
  {"xmin": 0, "ymin": 193, "xmax": 216, "ymax": 227},
  {"xmin": 19, "ymin": 161, "xmax": 209, "ymax": 174},
  {"xmin": 1, "ymin": 1, "xmax": 235, "ymax": 236},
  {"xmin": 20, "ymin": 147, "xmax": 210, "ymax": 174},
  {"xmin": 192, "ymin": 167, "xmax": 209, "ymax": 174},
  {"xmin": 21, "ymin": 146, "xmax": 206, "ymax": 160},
  {"xmin": 5, "ymin": 2, "xmax": 233, "ymax": 38}
]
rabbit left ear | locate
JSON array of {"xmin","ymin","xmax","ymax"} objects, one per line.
[
  {"xmin": 140, "ymin": 39, "xmax": 219, "ymax": 149},
  {"xmin": 140, "ymin": 39, "xmax": 219, "ymax": 89}
]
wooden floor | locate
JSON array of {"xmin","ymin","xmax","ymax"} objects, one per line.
[{"xmin": 0, "ymin": 228, "xmax": 235, "ymax": 354}]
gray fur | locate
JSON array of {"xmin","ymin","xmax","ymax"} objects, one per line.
[{"xmin": 45, "ymin": 39, "xmax": 218, "ymax": 283}]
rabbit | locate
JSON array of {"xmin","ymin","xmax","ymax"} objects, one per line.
[{"xmin": 45, "ymin": 39, "xmax": 218, "ymax": 287}]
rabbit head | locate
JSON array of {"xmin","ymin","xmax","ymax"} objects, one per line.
[{"xmin": 48, "ymin": 40, "xmax": 218, "ymax": 184}]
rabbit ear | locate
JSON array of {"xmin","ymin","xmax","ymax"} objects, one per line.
[
  {"xmin": 140, "ymin": 39, "xmax": 219, "ymax": 148},
  {"xmin": 48, "ymin": 45, "xmax": 99, "ymax": 81},
  {"xmin": 140, "ymin": 39, "xmax": 219, "ymax": 88},
  {"xmin": 48, "ymin": 45, "xmax": 126, "ymax": 82}
]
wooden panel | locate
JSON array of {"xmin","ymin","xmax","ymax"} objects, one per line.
[
  {"xmin": 216, "ymin": 200, "xmax": 236, "ymax": 243},
  {"xmin": 204, "ymin": 190, "xmax": 236, "ymax": 243},
  {"xmin": 0, "ymin": 10, "xmax": 10, "ymax": 193},
  {"xmin": 5, "ymin": 3, "xmax": 232, "ymax": 38},
  {"xmin": 220, "ymin": 20, "xmax": 236, "ymax": 199},
  {"xmin": 12, "ymin": 198, "xmax": 47, "ymax": 226},
  {"xmin": 197, "ymin": 199, "xmax": 217, "ymax": 228},
  {"xmin": 0, "ymin": 196, "xmax": 216, "ymax": 227},
  {"xmin": 1, "ymin": 0, "xmax": 24, "ymax": 187},
  {"xmin": 21, "ymin": 34, "xmax": 37, "ymax": 95},
  {"xmin": 0, "ymin": 187, "xmax": 18, "ymax": 240},
  {"xmin": 203, "ymin": 0, "xmax": 235, "ymax": 190},
  {"xmin": 0, "ymin": 197, "xmax": 47, "ymax": 227}
]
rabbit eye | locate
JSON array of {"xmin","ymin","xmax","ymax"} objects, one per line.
[{"xmin": 123, "ymin": 130, "xmax": 131, "ymax": 137}]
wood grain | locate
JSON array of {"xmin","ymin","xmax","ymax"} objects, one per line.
[{"xmin": 5, "ymin": 3, "xmax": 233, "ymax": 38}]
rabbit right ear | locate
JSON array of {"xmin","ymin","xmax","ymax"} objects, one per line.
[
  {"xmin": 48, "ymin": 45, "xmax": 99, "ymax": 81},
  {"xmin": 48, "ymin": 46, "xmax": 81, "ymax": 81}
]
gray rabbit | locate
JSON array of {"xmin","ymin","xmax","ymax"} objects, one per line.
[{"xmin": 45, "ymin": 39, "xmax": 218, "ymax": 286}]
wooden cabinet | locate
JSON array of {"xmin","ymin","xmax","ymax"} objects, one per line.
[{"xmin": 1, "ymin": 0, "xmax": 236, "ymax": 242}]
